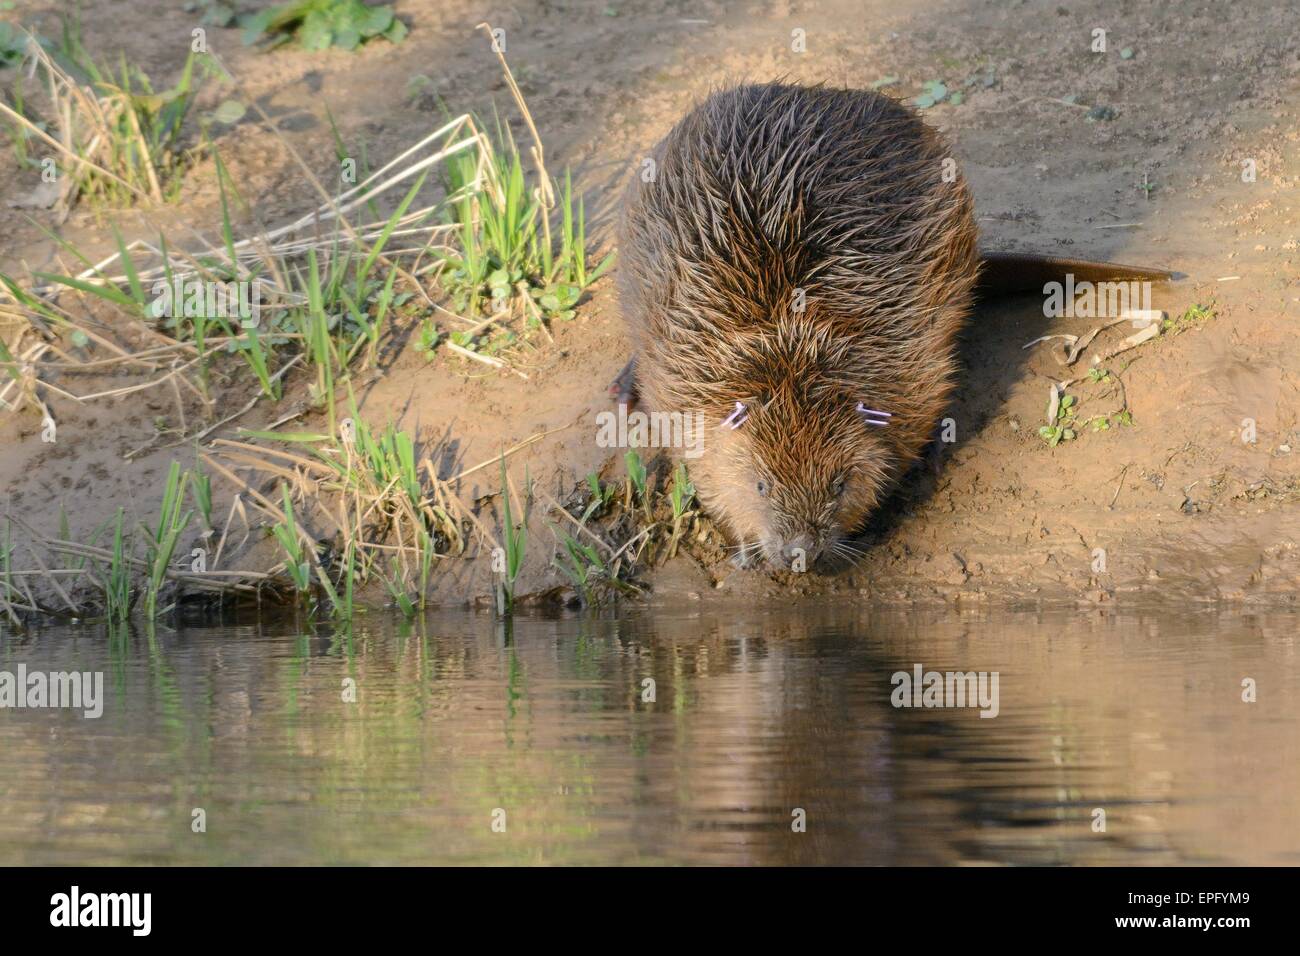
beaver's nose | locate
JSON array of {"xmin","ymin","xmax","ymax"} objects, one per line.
[{"xmin": 779, "ymin": 534, "xmax": 816, "ymax": 568}]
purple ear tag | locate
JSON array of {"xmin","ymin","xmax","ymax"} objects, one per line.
[
  {"xmin": 855, "ymin": 402, "xmax": 892, "ymax": 427},
  {"xmin": 721, "ymin": 401, "xmax": 749, "ymax": 429}
]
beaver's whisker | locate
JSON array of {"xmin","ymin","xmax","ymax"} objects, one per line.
[{"xmin": 828, "ymin": 539, "xmax": 868, "ymax": 566}]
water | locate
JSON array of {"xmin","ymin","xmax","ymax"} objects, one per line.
[{"xmin": 1, "ymin": 602, "xmax": 1296, "ymax": 865}]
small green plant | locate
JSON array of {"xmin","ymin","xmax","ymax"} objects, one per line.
[
  {"xmin": 382, "ymin": 557, "xmax": 416, "ymax": 618},
  {"xmin": 2, "ymin": 70, "xmax": 35, "ymax": 169},
  {"xmin": 582, "ymin": 472, "xmax": 616, "ymax": 522},
  {"xmin": 241, "ymin": 0, "xmax": 407, "ymax": 51},
  {"xmin": 412, "ymin": 319, "xmax": 441, "ymax": 360},
  {"xmin": 142, "ymin": 462, "xmax": 192, "ymax": 619},
  {"xmin": 240, "ymin": 328, "xmax": 281, "ymax": 399},
  {"xmin": 271, "ymin": 483, "xmax": 314, "ymax": 594},
  {"xmin": 191, "ymin": 462, "xmax": 214, "ymax": 533},
  {"xmin": 1163, "ymin": 302, "xmax": 1215, "ymax": 334},
  {"xmin": 498, "ymin": 457, "xmax": 527, "ymax": 613},
  {"xmin": 553, "ymin": 529, "xmax": 606, "ymax": 607},
  {"xmin": 416, "ymin": 526, "xmax": 435, "ymax": 608},
  {"xmin": 102, "ymin": 508, "xmax": 132, "ymax": 623},
  {"xmin": 914, "ymin": 79, "xmax": 960, "ymax": 109},
  {"xmin": 667, "ymin": 462, "xmax": 696, "ymax": 558},
  {"xmin": 312, "ymin": 540, "xmax": 355, "ymax": 620},
  {"xmin": 300, "ymin": 248, "xmax": 339, "ymax": 434},
  {"xmin": 624, "ymin": 449, "xmax": 652, "ymax": 520},
  {"xmin": 1039, "ymin": 394, "xmax": 1077, "ymax": 447}
]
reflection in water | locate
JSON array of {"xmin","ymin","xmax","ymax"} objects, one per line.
[{"xmin": 0, "ymin": 603, "xmax": 1296, "ymax": 865}]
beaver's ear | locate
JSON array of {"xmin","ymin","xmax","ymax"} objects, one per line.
[
  {"xmin": 721, "ymin": 401, "xmax": 749, "ymax": 429},
  {"xmin": 854, "ymin": 402, "xmax": 891, "ymax": 427}
]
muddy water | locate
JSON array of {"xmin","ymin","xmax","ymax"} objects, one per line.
[{"xmin": 0, "ymin": 603, "xmax": 1296, "ymax": 866}]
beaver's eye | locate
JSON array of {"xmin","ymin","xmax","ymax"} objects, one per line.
[
  {"xmin": 756, "ymin": 479, "xmax": 770, "ymax": 497},
  {"xmin": 831, "ymin": 476, "xmax": 846, "ymax": 498}
]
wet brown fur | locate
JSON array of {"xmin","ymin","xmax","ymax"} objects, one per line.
[{"xmin": 617, "ymin": 83, "xmax": 979, "ymax": 567}]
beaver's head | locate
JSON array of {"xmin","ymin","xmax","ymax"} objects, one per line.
[{"xmin": 697, "ymin": 390, "xmax": 897, "ymax": 569}]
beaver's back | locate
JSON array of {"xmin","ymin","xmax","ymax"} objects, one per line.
[{"xmin": 618, "ymin": 83, "xmax": 979, "ymax": 437}]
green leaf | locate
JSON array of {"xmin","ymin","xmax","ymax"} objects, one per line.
[
  {"xmin": 383, "ymin": 18, "xmax": 407, "ymax": 43},
  {"xmin": 333, "ymin": 26, "xmax": 361, "ymax": 50},
  {"xmin": 354, "ymin": 5, "xmax": 393, "ymax": 36},
  {"xmin": 212, "ymin": 99, "xmax": 247, "ymax": 124},
  {"xmin": 925, "ymin": 81, "xmax": 949, "ymax": 101},
  {"xmin": 299, "ymin": 10, "xmax": 334, "ymax": 50},
  {"xmin": 240, "ymin": 8, "xmax": 280, "ymax": 45},
  {"xmin": 238, "ymin": 429, "xmax": 334, "ymax": 442}
]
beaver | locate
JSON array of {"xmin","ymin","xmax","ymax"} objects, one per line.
[{"xmin": 615, "ymin": 82, "xmax": 1168, "ymax": 569}]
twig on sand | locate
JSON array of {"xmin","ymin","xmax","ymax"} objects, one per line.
[{"xmin": 1108, "ymin": 464, "xmax": 1130, "ymax": 510}]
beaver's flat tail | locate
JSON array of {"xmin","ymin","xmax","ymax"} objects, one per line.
[{"xmin": 977, "ymin": 251, "xmax": 1176, "ymax": 301}]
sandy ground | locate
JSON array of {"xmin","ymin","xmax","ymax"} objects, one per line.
[{"xmin": 1, "ymin": 0, "xmax": 1299, "ymax": 610}]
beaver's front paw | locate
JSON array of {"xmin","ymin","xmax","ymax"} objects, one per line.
[{"xmin": 608, "ymin": 356, "xmax": 638, "ymax": 408}]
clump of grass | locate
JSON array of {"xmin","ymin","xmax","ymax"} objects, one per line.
[
  {"xmin": 0, "ymin": 32, "xmax": 629, "ymax": 618},
  {"xmin": 382, "ymin": 556, "xmax": 416, "ymax": 619},
  {"xmin": 316, "ymin": 541, "xmax": 355, "ymax": 622},
  {"xmin": 141, "ymin": 462, "xmax": 192, "ymax": 619},
  {"xmin": 498, "ymin": 456, "xmax": 528, "ymax": 614},
  {"xmin": 553, "ymin": 530, "xmax": 606, "ymax": 607},
  {"xmin": 0, "ymin": 519, "xmax": 21, "ymax": 628},
  {"xmin": 229, "ymin": 405, "xmax": 465, "ymax": 609},
  {"xmin": 542, "ymin": 456, "xmax": 706, "ymax": 608},
  {"xmin": 0, "ymin": 16, "xmax": 210, "ymax": 208},
  {"xmin": 436, "ymin": 124, "xmax": 613, "ymax": 340},
  {"xmin": 101, "ymin": 509, "xmax": 132, "ymax": 623},
  {"xmin": 430, "ymin": 32, "xmax": 614, "ymax": 362},
  {"xmin": 270, "ymin": 483, "xmax": 313, "ymax": 594},
  {"xmin": 2, "ymin": 34, "xmax": 608, "ymax": 435}
]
